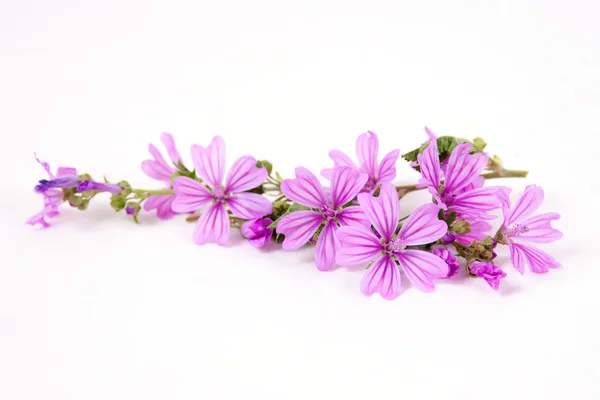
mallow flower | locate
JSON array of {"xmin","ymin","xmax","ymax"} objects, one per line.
[
  {"xmin": 321, "ymin": 131, "xmax": 400, "ymax": 193},
  {"xmin": 172, "ymin": 136, "xmax": 272, "ymax": 246},
  {"xmin": 336, "ymin": 183, "xmax": 449, "ymax": 300},
  {"xmin": 141, "ymin": 133, "xmax": 182, "ymax": 219},
  {"xmin": 430, "ymin": 246, "xmax": 460, "ymax": 277},
  {"xmin": 276, "ymin": 166, "xmax": 369, "ymax": 271},
  {"xmin": 27, "ymin": 155, "xmax": 78, "ymax": 228},
  {"xmin": 498, "ymin": 185, "xmax": 562, "ymax": 274},
  {"xmin": 417, "ymin": 136, "xmax": 502, "ymax": 220}
]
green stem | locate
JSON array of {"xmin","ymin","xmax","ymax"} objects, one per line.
[
  {"xmin": 481, "ymin": 168, "xmax": 528, "ymax": 179},
  {"xmin": 132, "ymin": 188, "xmax": 174, "ymax": 196}
]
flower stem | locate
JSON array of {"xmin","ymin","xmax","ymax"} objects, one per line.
[
  {"xmin": 481, "ymin": 168, "xmax": 528, "ymax": 179},
  {"xmin": 132, "ymin": 189, "xmax": 174, "ymax": 196}
]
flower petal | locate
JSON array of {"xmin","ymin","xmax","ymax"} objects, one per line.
[
  {"xmin": 280, "ymin": 167, "xmax": 326, "ymax": 208},
  {"xmin": 142, "ymin": 144, "xmax": 174, "ymax": 182},
  {"xmin": 331, "ymin": 167, "xmax": 368, "ymax": 208},
  {"xmin": 377, "ymin": 149, "xmax": 400, "ymax": 183},
  {"xmin": 191, "ymin": 136, "xmax": 225, "ymax": 188},
  {"xmin": 450, "ymin": 186, "xmax": 502, "ymax": 217},
  {"xmin": 225, "ymin": 155, "xmax": 268, "ymax": 193},
  {"xmin": 359, "ymin": 255, "xmax": 401, "ymax": 300},
  {"xmin": 329, "ymin": 149, "xmax": 357, "ymax": 169},
  {"xmin": 396, "ymin": 249, "xmax": 449, "ymax": 292},
  {"xmin": 226, "ymin": 192, "xmax": 273, "ymax": 220},
  {"xmin": 143, "ymin": 194, "xmax": 177, "ymax": 219},
  {"xmin": 509, "ymin": 242, "xmax": 560, "ymax": 274},
  {"xmin": 444, "ymin": 143, "xmax": 487, "ymax": 192},
  {"xmin": 161, "ymin": 132, "xmax": 182, "ymax": 165},
  {"xmin": 514, "ymin": 212, "xmax": 563, "ymax": 243},
  {"xmin": 357, "ymin": 183, "xmax": 399, "ymax": 241},
  {"xmin": 417, "ymin": 138, "xmax": 441, "ymax": 191},
  {"xmin": 171, "ymin": 176, "xmax": 212, "ymax": 213},
  {"xmin": 35, "ymin": 154, "xmax": 54, "ymax": 179},
  {"xmin": 356, "ymin": 131, "xmax": 379, "ymax": 177},
  {"xmin": 398, "ymin": 203, "xmax": 447, "ymax": 246},
  {"xmin": 314, "ymin": 220, "xmax": 339, "ymax": 271},
  {"xmin": 337, "ymin": 206, "xmax": 370, "ymax": 227},
  {"xmin": 336, "ymin": 225, "xmax": 383, "ymax": 266},
  {"xmin": 508, "ymin": 185, "xmax": 544, "ymax": 226},
  {"xmin": 56, "ymin": 167, "xmax": 77, "ymax": 178},
  {"xmin": 276, "ymin": 210, "xmax": 323, "ymax": 251},
  {"xmin": 193, "ymin": 203, "xmax": 229, "ymax": 246}
]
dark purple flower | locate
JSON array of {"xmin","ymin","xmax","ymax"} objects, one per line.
[
  {"xmin": 77, "ymin": 180, "xmax": 122, "ymax": 194},
  {"xmin": 241, "ymin": 217, "xmax": 274, "ymax": 248},
  {"xmin": 469, "ymin": 261, "xmax": 506, "ymax": 291},
  {"xmin": 126, "ymin": 206, "xmax": 136, "ymax": 215},
  {"xmin": 431, "ymin": 246, "xmax": 460, "ymax": 277},
  {"xmin": 34, "ymin": 175, "xmax": 80, "ymax": 193}
]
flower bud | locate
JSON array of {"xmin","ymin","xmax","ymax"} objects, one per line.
[
  {"xmin": 241, "ymin": 217, "xmax": 274, "ymax": 248},
  {"xmin": 452, "ymin": 219, "xmax": 471, "ymax": 235},
  {"xmin": 431, "ymin": 246, "xmax": 460, "ymax": 277}
]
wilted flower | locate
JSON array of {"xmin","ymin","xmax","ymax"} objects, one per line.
[
  {"xmin": 469, "ymin": 261, "xmax": 506, "ymax": 290},
  {"xmin": 241, "ymin": 217, "xmax": 274, "ymax": 248}
]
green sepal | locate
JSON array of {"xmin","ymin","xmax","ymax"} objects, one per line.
[
  {"xmin": 472, "ymin": 137, "xmax": 487, "ymax": 152},
  {"xmin": 256, "ymin": 160, "xmax": 273, "ymax": 175},
  {"xmin": 267, "ymin": 203, "xmax": 310, "ymax": 230},
  {"xmin": 110, "ymin": 194, "xmax": 126, "ymax": 212},
  {"xmin": 452, "ymin": 219, "xmax": 471, "ymax": 235},
  {"xmin": 311, "ymin": 223, "xmax": 324, "ymax": 242},
  {"xmin": 125, "ymin": 202, "xmax": 142, "ymax": 224},
  {"xmin": 117, "ymin": 180, "xmax": 132, "ymax": 196}
]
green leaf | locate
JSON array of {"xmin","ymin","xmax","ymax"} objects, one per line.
[
  {"xmin": 267, "ymin": 203, "xmax": 310, "ymax": 230},
  {"xmin": 401, "ymin": 136, "xmax": 459, "ymax": 168}
]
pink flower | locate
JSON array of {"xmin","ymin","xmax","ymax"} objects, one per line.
[
  {"xmin": 469, "ymin": 261, "xmax": 506, "ymax": 291},
  {"xmin": 141, "ymin": 133, "xmax": 182, "ymax": 220},
  {"xmin": 418, "ymin": 137, "xmax": 503, "ymax": 220},
  {"xmin": 431, "ymin": 246, "xmax": 460, "ymax": 277},
  {"xmin": 27, "ymin": 155, "xmax": 78, "ymax": 228},
  {"xmin": 336, "ymin": 183, "xmax": 449, "ymax": 300},
  {"xmin": 241, "ymin": 217, "xmax": 274, "ymax": 248},
  {"xmin": 276, "ymin": 167, "xmax": 369, "ymax": 271},
  {"xmin": 321, "ymin": 131, "xmax": 400, "ymax": 193},
  {"xmin": 498, "ymin": 185, "xmax": 563, "ymax": 274},
  {"xmin": 172, "ymin": 136, "xmax": 272, "ymax": 246}
]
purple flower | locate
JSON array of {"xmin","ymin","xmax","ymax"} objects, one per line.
[
  {"xmin": 241, "ymin": 217, "xmax": 274, "ymax": 248},
  {"xmin": 172, "ymin": 136, "xmax": 272, "ymax": 246},
  {"xmin": 321, "ymin": 131, "xmax": 400, "ymax": 193},
  {"xmin": 77, "ymin": 180, "xmax": 122, "ymax": 194},
  {"xmin": 276, "ymin": 167, "xmax": 369, "ymax": 271},
  {"xmin": 141, "ymin": 133, "xmax": 182, "ymax": 220},
  {"xmin": 336, "ymin": 183, "xmax": 449, "ymax": 300},
  {"xmin": 431, "ymin": 246, "xmax": 460, "ymax": 277},
  {"xmin": 498, "ymin": 185, "xmax": 563, "ymax": 274},
  {"xmin": 417, "ymin": 136, "xmax": 503, "ymax": 220},
  {"xmin": 469, "ymin": 261, "xmax": 506, "ymax": 291},
  {"xmin": 27, "ymin": 155, "xmax": 78, "ymax": 228},
  {"xmin": 126, "ymin": 206, "xmax": 136, "ymax": 215}
]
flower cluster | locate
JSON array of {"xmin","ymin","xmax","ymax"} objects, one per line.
[{"xmin": 28, "ymin": 129, "xmax": 562, "ymax": 300}]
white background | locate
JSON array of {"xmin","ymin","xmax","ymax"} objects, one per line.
[{"xmin": 0, "ymin": 1, "xmax": 598, "ymax": 399}]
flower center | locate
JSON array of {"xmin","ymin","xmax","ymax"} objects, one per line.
[
  {"xmin": 321, "ymin": 204, "xmax": 338, "ymax": 221},
  {"xmin": 212, "ymin": 186, "xmax": 228, "ymax": 203},
  {"xmin": 362, "ymin": 177, "xmax": 378, "ymax": 192},
  {"xmin": 507, "ymin": 223, "xmax": 529, "ymax": 237},
  {"xmin": 384, "ymin": 235, "xmax": 406, "ymax": 254}
]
